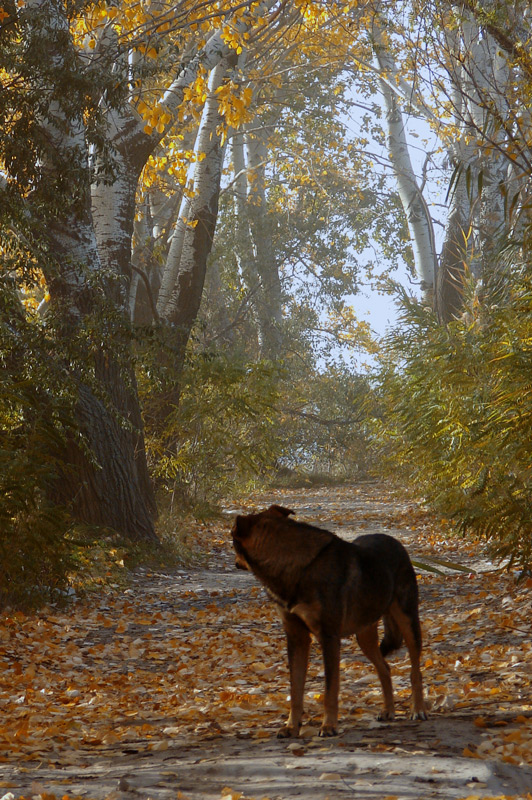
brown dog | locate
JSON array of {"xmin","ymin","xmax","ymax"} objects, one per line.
[{"xmin": 231, "ymin": 504, "xmax": 427, "ymax": 737}]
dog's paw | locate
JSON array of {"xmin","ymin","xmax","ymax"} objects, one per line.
[
  {"xmin": 319, "ymin": 724, "xmax": 338, "ymax": 737},
  {"xmin": 277, "ymin": 725, "xmax": 298, "ymax": 738},
  {"xmin": 377, "ymin": 710, "xmax": 395, "ymax": 721},
  {"xmin": 410, "ymin": 709, "xmax": 428, "ymax": 721}
]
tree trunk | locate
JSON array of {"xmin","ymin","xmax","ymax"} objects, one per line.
[
  {"xmin": 160, "ymin": 59, "xmax": 230, "ymax": 376},
  {"xmin": 55, "ymin": 375, "xmax": 157, "ymax": 541},
  {"xmin": 373, "ymin": 25, "xmax": 437, "ymax": 302},
  {"xmin": 435, "ymin": 199, "xmax": 469, "ymax": 323},
  {"xmin": 29, "ymin": 0, "xmax": 157, "ymax": 541},
  {"xmin": 435, "ymin": 11, "xmax": 513, "ymax": 319},
  {"xmin": 231, "ymin": 130, "xmax": 261, "ymax": 352},
  {"xmin": 245, "ymin": 125, "xmax": 284, "ymax": 358},
  {"xmin": 434, "ymin": 21, "xmax": 474, "ymax": 322}
]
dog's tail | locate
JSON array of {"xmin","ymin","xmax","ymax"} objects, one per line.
[{"xmin": 380, "ymin": 614, "xmax": 403, "ymax": 657}]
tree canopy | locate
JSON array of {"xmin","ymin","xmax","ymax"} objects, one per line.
[{"xmin": 3, "ymin": 0, "xmax": 532, "ymax": 605}]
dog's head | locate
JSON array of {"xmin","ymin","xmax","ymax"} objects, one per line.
[{"xmin": 231, "ymin": 505, "xmax": 295, "ymax": 570}]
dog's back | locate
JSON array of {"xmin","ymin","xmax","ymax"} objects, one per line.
[{"xmin": 350, "ymin": 533, "xmax": 422, "ymax": 655}]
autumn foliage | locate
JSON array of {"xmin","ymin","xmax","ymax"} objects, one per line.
[
  {"xmin": 1, "ymin": 485, "xmax": 532, "ymax": 799},
  {"xmin": 3, "ymin": 0, "xmax": 532, "ymax": 611},
  {"xmin": 377, "ymin": 276, "xmax": 532, "ymax": 570}
]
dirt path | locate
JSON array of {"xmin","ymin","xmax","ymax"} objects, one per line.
[{"xmin": 2, "ymin": 483, "xmax": 532, "ymax": 800}]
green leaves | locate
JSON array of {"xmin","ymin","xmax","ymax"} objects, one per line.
[
  {"xmin": 376, "ymin": 274, "xmax": 532, "ymax": 570},
  {"xmin": 140, "ymin": 349, "xmax": 284, "ymax": 507},
  {"xmin": 0, "ymin": 279, "xmax": 80, "ymax": 609}
]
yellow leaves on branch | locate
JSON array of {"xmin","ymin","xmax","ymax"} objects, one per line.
[
  {"xmin": 71, "ymin": 0, "xmax": 177, "ymax": 51},
  {"xmin": 327, "ymin": 306, "xmax": 379, "ymax": 352},
  {"xmin": 180, "ymin": 69, "xmax": 210, "ymax": 121},
  {"xmin": 135, "ymin": 97, "xmax": 174, "ymax": 136},
  {"xmin": 19, "ymin": 274, "xmax": 49, "ymax": 311},
  {"xmin": 134, "ymin": 68, "xmax": 254, "ymax": 160},
  {"xmin": 220, "ymin": 23, "xmax": 245, "ymax": 55},
  {"xmin": 293, "ymin": 0, "xmax": 331, "ymax": 26},
  {"xmin": 71, "ymin": 0, "xmax": 264, "ymax": 56},
  {"xmin": 139, "ymin": 148, "xmax": 201, "ymax": 195},
  {"xmin": 216, "ymin": 82, "xmax": 253, "ymax": 129}
]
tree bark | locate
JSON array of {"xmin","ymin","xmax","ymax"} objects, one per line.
[
  {"xmin": 373, "ymin": 25, "xmax": 437, "ymax": 302},
  {"xmin": 245, "ymin": 124, "xmax": 284, "ymax": 358},
  {"xmin": 28, "ymin": 0, "xmax": 158, "ymax": 540},
  {"xmin": 231, "ymin": 130, "xmax": 261, "ymax": 351},
  {"xmin": 159, "ymin": 59, "xmax": 230, "ymax": 377}
]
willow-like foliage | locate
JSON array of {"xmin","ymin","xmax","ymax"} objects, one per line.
[{"xmin": 377, "ymin": 275, "xmax": 532, "ymax": 569}]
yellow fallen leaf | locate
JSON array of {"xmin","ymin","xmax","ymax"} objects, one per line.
[
  {"xmin": 252, "ymin": 728, "xmax": 271, "ymax": 739},
  {"xmin": 503, "ymin": 730, "xmax": 522, "ymax": 742},
  {"xmin": 220, "ymin": 789, "xmax": 242, "ymax": 800}
]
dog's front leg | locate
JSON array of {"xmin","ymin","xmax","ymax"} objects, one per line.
[
  {"xmin": 319, "ymin": 632, "xmax": 341, "ymax": 736},
  {"xmin": 278, "ymin": 612, "xmax": 311, "ymax": 738}
]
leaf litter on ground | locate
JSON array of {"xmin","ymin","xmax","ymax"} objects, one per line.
[{"xmin": 1, "ymin": 482, "xmax": 532, "ymax": 800}]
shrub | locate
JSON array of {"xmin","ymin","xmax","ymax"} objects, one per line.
[
  {"xmin": 376, "ymin": 276, "xmax": 532, "ymax": 569},
  {"xmin": 139, "ymin": 338, "xmax": 379, "ymax": 508},
  {"xmin": 141, "ymin": 351, "xmax": 284, "ymax": 507},
  {"xmin": 0, "ymin": 280, "xmax": 77, "ymax": 608}
]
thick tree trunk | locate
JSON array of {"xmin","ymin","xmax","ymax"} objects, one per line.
[
  {"xmin": 29, "ymin": 0, "xmax": 157, "ymax": 541},
  {"xmin": 436, "ymin": 12, "xmax": 513, "ymax": 319},
  {"xmin": 435, "ymin": 201, "xmax": 469, "ymax": 323},
  {"xmin": 44, "ymin": 197, "xmax": 157, "ymax": 538},
  {"xmin": 54, "ymin": 377, "xmax": 157, "ymax": 541},
  {"xmin": 435, "ymin": 24, "xmax": 474, "ymax": 323}
]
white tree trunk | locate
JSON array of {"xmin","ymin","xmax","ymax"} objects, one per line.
[
  {"xmin": 245, "ymin": 126, "xmax": 283, "ymax": 357},
  {"xmin": 25, "ymin": 0, "xmax": 158, "ymax": 540},
  {"xmin": 231, "ymin": 129, "xmax": 260, "ymax": 345},
  {"xmin": 373, "ymin": 26, "xmax": 437, "ymax": 298},
  {"xmin": 156, "ymin": 189, "xmax": 193, "ymax": 317},
  {"xmin": 29, "ymin": 0, "xmax": 102, "ymax": 301},
  {"xmin": 464, "ymin": 21, "xmax": 510, "ymax": 275},
  {"xmin": 158, "ymin": 59, "xmax": 229, "ymax": 375},
  {"xmin": 90, "ymin": 0, "xmax": 277, "ymax": 315}
]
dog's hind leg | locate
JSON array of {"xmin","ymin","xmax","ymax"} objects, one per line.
[
  {"xmin": 278, "ymin": 612, "xmax": 311, "ymax": 738},
  {"xmin": 380, "ymin": 613, "xmax": 403, "ymax": 657},
  {"xmin": 388, "ymin": 599, "xmax": 427, "ymax": 720},
  {"xmin": 356, "ymin": 623, "xmax": 395, "ymax": 720}
]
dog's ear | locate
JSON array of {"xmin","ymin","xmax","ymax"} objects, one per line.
[
  {"xmin": 267, "ymin": 504, "xmax": 295, "ymax": 518},
  {"xmin": 232, "ymin": 514, "xmax": 253, "ymax": 539}
]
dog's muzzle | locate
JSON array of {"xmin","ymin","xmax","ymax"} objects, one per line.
[{"xmin": 234, "ymin": 553, "xmax": 250, "ymax": 571}]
